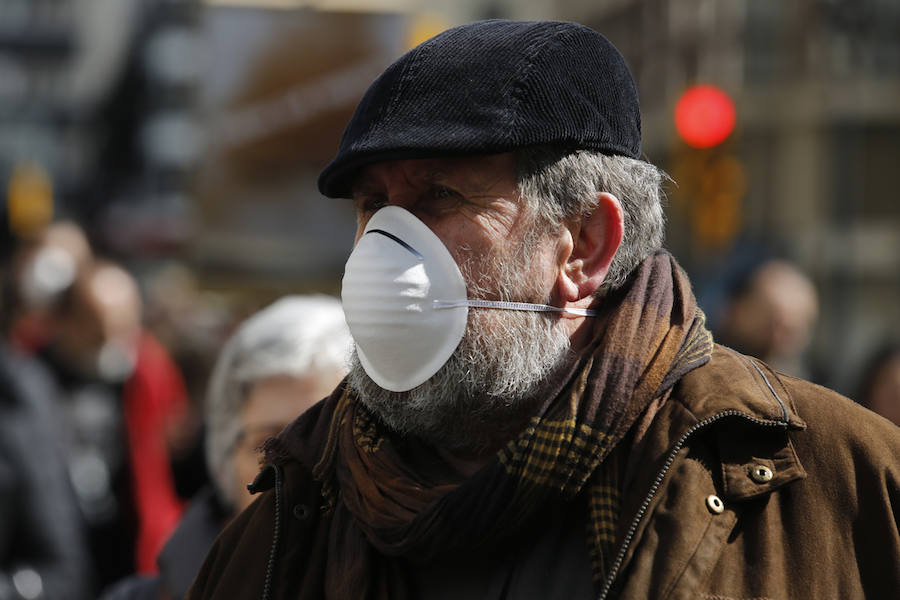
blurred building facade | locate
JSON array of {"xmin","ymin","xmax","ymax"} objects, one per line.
[
  {"xmin": 0, "ymin": 0, "xmax": 198, "ymax": 242},
  {"xmin": 190, "ymin": 7, "xmax": 406, "ymax": 297}
]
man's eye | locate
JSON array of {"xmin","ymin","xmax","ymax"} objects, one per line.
[
  {"xmin": 355, "ymin": 195, "xmax": 387, "ymax": 214},
  {"xmin": 431, "ymin": 186, "xmax": 459, "ymax": 201}
]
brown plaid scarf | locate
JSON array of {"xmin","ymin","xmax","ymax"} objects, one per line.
[{"xmin": 302, "ymin": 251, "xmax": 712, "ymax": 598}]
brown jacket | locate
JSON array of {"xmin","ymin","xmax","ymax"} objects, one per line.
[{"xmin": 188, "ymin": 346, "xmax": 900, "ymax": 599}]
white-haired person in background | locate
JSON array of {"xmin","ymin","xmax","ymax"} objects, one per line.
[{"xmin": 102, "ymin": 295, "xmax": 351, "ymax": 600}]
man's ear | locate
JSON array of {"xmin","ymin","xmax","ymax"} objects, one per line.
[{"xmin": 556, "ymin": 192, "xmax": 624, "ymax": 303}]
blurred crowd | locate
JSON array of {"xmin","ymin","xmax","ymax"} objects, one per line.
[
  {"xmin": 0, "ymin": 211, "xmax": 352, "ymax": 600},
  {"xmin": 1, "ymin": 209, "xmax": 899, "ymax": 600}
]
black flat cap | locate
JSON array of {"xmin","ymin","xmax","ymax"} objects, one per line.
[{"xmin": 318, "ymin": 19, "xmax": 641, "ymax": 198}]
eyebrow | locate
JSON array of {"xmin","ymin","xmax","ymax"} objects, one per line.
[{"xmin": 351, "ymin": 166, "xmax": 448, "ymax": 195}]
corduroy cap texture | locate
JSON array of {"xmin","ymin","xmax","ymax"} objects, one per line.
[{"xmin": 318, "ymin": 19, "xmax": 642, "ymax": 198}]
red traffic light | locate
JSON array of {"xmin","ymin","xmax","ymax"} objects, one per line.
[{"xmin": 674, "ymin": 85, "xmax": 736, "ymax": 148}]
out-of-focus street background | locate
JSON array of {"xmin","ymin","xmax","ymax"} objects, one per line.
[
  {"xmin": 1, "ymin": 0, "xmax": 899, "ymax": 594},
  {"xmin": 4, "ymin": 0, "xmax": 899, "ymax": 392}
]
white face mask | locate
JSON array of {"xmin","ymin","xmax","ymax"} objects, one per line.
[{"xmin": 341, "ymin": 206, "xmax": 595, "ymax": 392}]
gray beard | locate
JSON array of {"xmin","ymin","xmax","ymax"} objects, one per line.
[{"xmin": 347, "ymin": 236, "xmax": 574, "ymax": 456}]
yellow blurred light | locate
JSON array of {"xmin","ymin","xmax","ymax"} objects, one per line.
[
  {"xmin": 407, "ymin": 13, "xmax": 449, "ymax": 49},
  {"xmin": 693, "ymin": 154, "xmax": 746, "ymax": 249},
  {"xmin": 670, "ymin": 146, "xmax": 747, "ymax": 251},
  {"xmin": 7, "ymin": 162, "xmax": 54, "ymax": 238}
]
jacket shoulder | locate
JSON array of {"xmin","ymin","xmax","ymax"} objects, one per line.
[
  {"xmin": 732, "ymin": 360, "xmax": 900, "ymax": 597},
  {"xmin": 629, "ymin": 347, "xmax": 900, "ymax": 599}
]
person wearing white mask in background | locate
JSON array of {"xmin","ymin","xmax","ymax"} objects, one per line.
[
  {"xmin": 2, "ymin": 220, "xmax": 93, "ymax": 352},
  {"xmin": 38, "ymin": 259, "xmax": 190, "ymax": 593},
  {"xmin": 190, "ymin": 20, "xmax": 900, "ymax": 600}
]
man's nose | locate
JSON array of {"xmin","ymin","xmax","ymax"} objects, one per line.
[
  {"xmin": 380, "ymin": 173, "xmax": 424, "ymax": 213},
  {"xmin": 383, "ymin": 191, "xmax": 420, "ymax": 212},
  {"xmin": 357, "ymin": 184, "xmax": 436, "ymax": 227}
]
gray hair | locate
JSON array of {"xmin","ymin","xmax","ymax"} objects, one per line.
[
  {"xmin": 205, "ymin": 295, "xmax": 351, "ymax": 507},
  {"xmin": 515, "ymin": 148, "xmax": 668, "ymax": 291}
]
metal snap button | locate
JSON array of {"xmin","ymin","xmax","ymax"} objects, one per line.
[
  {"xmin": 292, "ymin": 503, "xmax": 311, "ymax": 521},
  {"xmin": 750, "ymin": 465, "xmax": 774, "ymax": 483},
  {"xmin": 706, "ymin": 494, "xmax": 725, "ymax": 514}
]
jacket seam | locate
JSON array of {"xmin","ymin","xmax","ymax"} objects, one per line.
[
  {"xmin": 745, "ymin": 359, "xmax": 790, "ymax": 423},
  {"xmin": 261, "ymin": 463, "xmax": 283, "ymax": 600},
  {"xmin": 660, "ymin": 513, "xmax": 718, "ymax": 600}
]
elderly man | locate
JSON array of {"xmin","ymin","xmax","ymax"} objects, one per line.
[{"xmin": 190, "ymin": 20, "xmax": 900, "ymax": 600}]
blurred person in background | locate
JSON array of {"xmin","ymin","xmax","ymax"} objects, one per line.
[
  {"xmin": 715, "ymin": 258, "xmax": 820, "ymax": 379},
  {"xmin": 36, "ymin": 258, "xmax": 189, "ymax": 592},
  {"xmin": 204, "ymin": 296, "xmax": 351, "ymax": 515},
  {"xmin": 0, "ymin": 212, "xmax": 91, "ymax": 600},
  {"xmin": 856, "ymin": 342, "xmax": 900, "ymax": 427},
  {"xmin": 101, "ymin": 295, "xmax": 351, "ymax": 600},
  {"xmin": 191, "ymin": 20, "xmax": 900, "ymax": 600}
]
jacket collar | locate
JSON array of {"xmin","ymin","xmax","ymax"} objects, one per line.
[{"xmin": 674, "ymin": 344, "xmax": 807, "ymax": 430}]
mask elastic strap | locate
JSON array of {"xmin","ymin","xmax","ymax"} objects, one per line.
[{"xmin": 433, "ymin": 299, "xmax": 597, "ymax": 317}]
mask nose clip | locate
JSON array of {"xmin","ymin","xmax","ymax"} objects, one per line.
[{"xmin": 365, "ymin": 229, "xmax": 424, "ymax": 260}]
